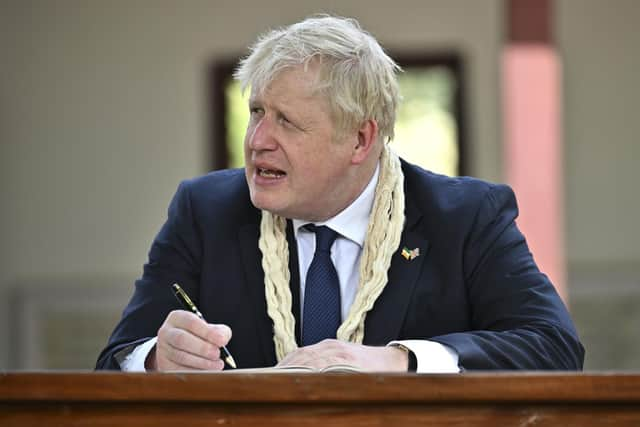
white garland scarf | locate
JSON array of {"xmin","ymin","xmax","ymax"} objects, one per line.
[{"xmin": 258, "ymin": 144, "xmax": 405, "ymax": 361}]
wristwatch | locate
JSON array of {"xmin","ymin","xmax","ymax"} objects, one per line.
[{"xmin": 393, "ymin": 343, "xmax": 417, "ymax": 372}]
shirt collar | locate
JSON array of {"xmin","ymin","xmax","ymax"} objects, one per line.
[{"xmin": 293, "ymin": 164, "xmax": 380, "ymax": 248}]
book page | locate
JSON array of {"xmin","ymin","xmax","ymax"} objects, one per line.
[{"xmin": 218, "ymin": 364, "xmax": 362, "ymax": 374}]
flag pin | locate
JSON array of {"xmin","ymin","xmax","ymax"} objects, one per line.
[{"xmin": 401, "ymin": 247, "xmax": 420, "ymax": 260}]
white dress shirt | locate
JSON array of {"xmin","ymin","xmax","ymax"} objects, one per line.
[{"xmin": 122, "ymin": 166, "xmax": 460, "ymax": 373}]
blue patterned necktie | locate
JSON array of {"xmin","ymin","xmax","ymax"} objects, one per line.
[{"xmin": 302, "ymin": 225, "xmax": 341, "ymax": 346}]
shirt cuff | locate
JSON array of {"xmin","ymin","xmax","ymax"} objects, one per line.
[
  {"xmin": 388, "ymin": 340, "xmax": 460, "ymax": 373},
  {"xmin": 120, "ymin": 337, "xmax": 158, "ymax": 372}
]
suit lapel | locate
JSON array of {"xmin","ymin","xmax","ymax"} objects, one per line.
[
  {"xmin": 286, "ymin": 221, "xmax": 302, "ymax": 345},
  {"xmin": 237, "ymin": 220, "xmax": 277, "ymax": 366},
  {"xmin": 363, "ymin": 198, "xmax": 429, "ymax": 345},
  {"xmin": 237, "ymin": 218, "xmax": 302, "ymax": 365}
]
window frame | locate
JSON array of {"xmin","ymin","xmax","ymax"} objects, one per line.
[{"xmin": 207, "ymin": 53, "xmax": 467, "ymax": 175}]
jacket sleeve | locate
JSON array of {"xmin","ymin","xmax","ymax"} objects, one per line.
[
  {"xmin": 429, "ymin": 184, "xmax": 585, "ymax": 370},
  {"xmin": 95, "ymin": 180, "xmax": 203, "ymax": 370}
]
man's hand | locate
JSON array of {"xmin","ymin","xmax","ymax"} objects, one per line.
[
  {"xmin": 146, "ymin": 310, "xmax": 232, "ymax": 371},
  {"xmin": 277, "ymin": 339, "xmax": 408, "ymax": 372}
]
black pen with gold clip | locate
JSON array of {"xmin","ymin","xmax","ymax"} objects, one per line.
[{"xmin": 172, "ymin": 283, "xmax": 237, "ymax": 369}]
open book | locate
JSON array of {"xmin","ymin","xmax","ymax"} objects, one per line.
[{"xmin": 222, "ymin": 364, "xmax": 362, "ymax": 374}]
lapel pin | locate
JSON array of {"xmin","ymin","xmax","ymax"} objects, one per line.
[{"xmin": 401, "ymin": 247, "xmax": 420, "ymax": 260}]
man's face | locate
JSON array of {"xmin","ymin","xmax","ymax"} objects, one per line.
[{"xmin": 244, "ymin": 65, "xmax": 360, "ymax": 221}]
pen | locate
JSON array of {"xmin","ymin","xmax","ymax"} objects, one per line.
[{"xmin": 171, "ymin": 283, "xmax": 237, "ymax": 369}]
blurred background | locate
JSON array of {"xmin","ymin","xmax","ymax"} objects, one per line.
[{"xmin": 0, "ymin": 0, "xmax": 638, "ymax": 370}]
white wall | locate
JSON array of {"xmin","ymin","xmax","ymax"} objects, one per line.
[
  {"xmin": 0, "ymin": 0, "xmax": 501, "ymax": 367},
  {"xmin": 557, "ymin": 0, "xmax": 640, "ymax": 270},
  {"xmin": 556, "ymin": 0, "xmax": 640, "ymax": 369}
]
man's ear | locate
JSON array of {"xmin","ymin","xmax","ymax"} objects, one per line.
[{"xmin": 351, "ymin": 119, "xmax": 379, "ymax": 165}]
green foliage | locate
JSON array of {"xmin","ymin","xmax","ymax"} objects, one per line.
[
  {"xmin": 225, "ymin": 80, "xmax": 249, "ymax": 168},
  {"xmin": 394, "ymin": 67, "xmax": 459, "ymax": 176}
]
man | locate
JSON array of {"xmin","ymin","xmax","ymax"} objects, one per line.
[{"xmin": 96, "ymin": 16, "xmax": 584, "ymax": 372}]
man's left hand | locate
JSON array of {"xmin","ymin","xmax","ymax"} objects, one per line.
[{"xmin": 277, "ymin": 339, "xmax": 408, "ymax": 372}]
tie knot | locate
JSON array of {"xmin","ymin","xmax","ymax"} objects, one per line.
[{"xmin": 306, "ymin": 225, "xmax": 339, "ymax": 252}]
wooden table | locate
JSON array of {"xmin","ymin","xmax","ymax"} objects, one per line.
[{"xmin": 1, "ymin": 372, "xmax": 639, "ymax": 426}]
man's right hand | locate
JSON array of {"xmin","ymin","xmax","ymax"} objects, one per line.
[{"xmin": 146, "ymin": 310, "xmax": 232, "ymax": 371}]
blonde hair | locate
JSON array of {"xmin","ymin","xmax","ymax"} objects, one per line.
[{"xmin": 234, "ymin": 15, "xmax": 401, "ymax": 142}]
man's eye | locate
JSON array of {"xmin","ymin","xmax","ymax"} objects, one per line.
[
  {"xmin": 278, "ymin": 115, "xmax": 294, "ymax": 127},
  {"xmin": 249, "ymin": 107, "xmax": 264, "ymax": 116}
]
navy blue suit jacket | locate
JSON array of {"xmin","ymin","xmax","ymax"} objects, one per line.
[{"xmin": 96, "ymin": 160, "xmax": 584, "ymax": 370}]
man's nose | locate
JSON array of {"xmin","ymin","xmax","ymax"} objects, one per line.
[{"xmin": 248, "ymin": 116, "xmax": 277, "ymax": 151}]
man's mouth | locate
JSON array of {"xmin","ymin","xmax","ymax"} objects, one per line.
[{"xmin": 258, "ymin": 168, "xmax": 287, "ymax": 179}]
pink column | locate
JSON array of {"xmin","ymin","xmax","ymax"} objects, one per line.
[{"xmin": 503, "ymin": 0, "xmax": 567, "ymax": 301}]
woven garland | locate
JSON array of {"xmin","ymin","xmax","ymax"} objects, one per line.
[{"xmin": 258, "ymin": 144, "xmax": 405, "ymax": 361}]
